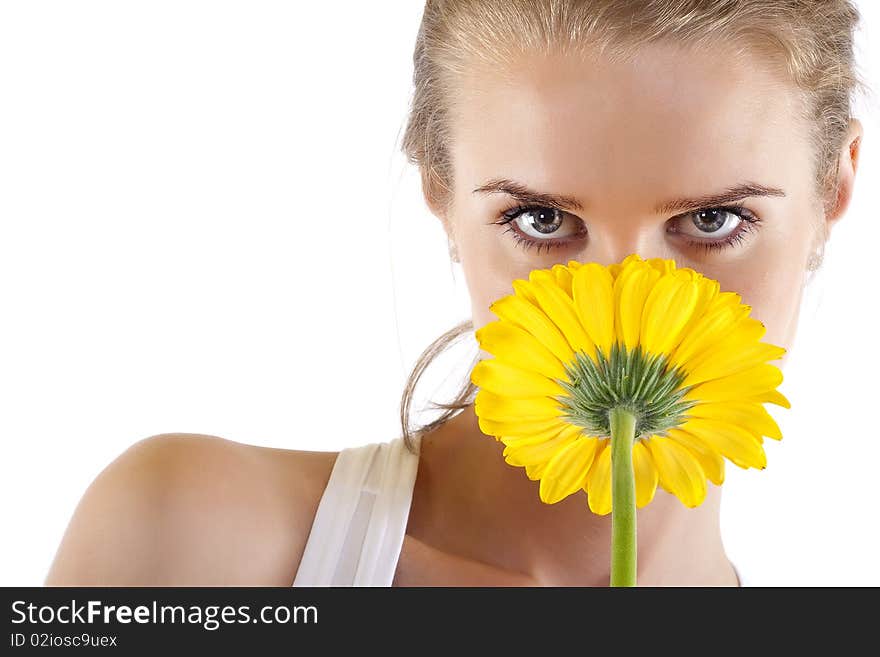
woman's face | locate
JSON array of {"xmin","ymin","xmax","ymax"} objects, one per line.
[{"xmin": 440, "ymin": 42, "xmax": 843, "ymax": 361}]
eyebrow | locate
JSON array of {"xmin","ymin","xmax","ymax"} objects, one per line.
[
  {"xmin": 472, "ymin": 177, "xmax": 786, "ymax": 214},
  {"xmin": 472, "ymin": 178, "xmax": 584, "ymax": 212},
  {"xmin": 654, "ymin": 182, "xmax": 787, "ymax": 214}
]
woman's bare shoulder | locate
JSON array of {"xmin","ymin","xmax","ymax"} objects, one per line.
[{"xmin": 44, "ymin": 432, "xmax": 339, "ymax": 586}]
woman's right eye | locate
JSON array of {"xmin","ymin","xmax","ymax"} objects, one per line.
[{"xmin": 492, "ymin": 205, "xmax": 588, "ymax": 254}]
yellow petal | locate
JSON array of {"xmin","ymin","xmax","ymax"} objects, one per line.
[
  {"xmin": 473, "ymin": 389, "xmax": 564, "ymax": 422},
  {"xmin": 640, "ymin": 276, "xmax": 700, "ymax": 357},
  {"xmin": 501, "ymin": 420, "xmax": 584, "ymax": 446},
  {"xmin": 471, "ymin": 358, "xmax": 569, "ymax": 399},
  {"xmin": 686, "ymin": 401, "xmax": 783, "ymax": 441},
  {"xmin": 645, "ymin": 436, "xmax": 707, "ymax": 508},
  {"xmin": 613, "ymin": 263, "xmax": 661, "ymax": 351},
  {"xmin": 742, "ymin": 388, "xmax": 791, "ymax": 409},
  {"xmin": 608, "ymin": 254, "xmax": 642, "ymax": 281},
  {"xmin": 489, "ymin": 294, "xmax": 575, "ymax": 364},
  {"xmin": 646, "ymin": 257, "xmax": 676, "ymax": 275},
  {"xmin": 529, "ymin": 275, "xmax": 597, "ymax": 357},
  {"xmin": 478, "ymin": 415, "xmax": 569, "ymax": 441},
  {"xmin": 665, "ymin": 427, "xmax": 725, "ymax": 485},
  {"xmin": 670, "ymin": 301, "xmax": 750, "ymax": 370},
  {"xmin": 539, "ymin": 437, "xmax": 601, "ymax": 504},
  {"xmin": 683, "ymin": 364, "xmax": 784, "ymax": 404},
  {"xmin": 679, "ymin": 417, "xmax": 767, "ymax": 470},
  {"xmin": 707, "ymin": 290, "xmax": 744, "ymax": 311},
  {"xmin": 585, "ymin": 438, "xmax": 612, "ymax": 515},
  {"xmin": 527, "ymin": 268, "xmax": 556, "ymax": 285},
  {"xmin": 524, "ymin": 460, "xmax": 553, "ymax": 481},
  {"xmin": 666, "ymin": 275, "xmax": 719, "ymax": 357},
  {"xmin": 683, "ymin": 341, "xmax": 786, "ymax": 388},
  {"xmin": 686, "ymin": 316, "xmax": 767, "ymax": 366},
  {"xmin": 571, "ymin": 263, "xmax": 616, "ymax": 356},
  {"xmin": 512, "ymin": 278, "xmax": 540, "ymax": 307},
  {"xmin": 632, "ymin": 439, "xmax": 659, "ymax": 508},
  {"xmin": 475, "ymin": 321, "xmax": 569, "ymax": 381},
  {"xmin": 552, "ymin": 264, "xmax": 574, "ymax": 298},
  {"xmin": 503, "ymin": 423, "xmax": 582, "ymax": 468}
]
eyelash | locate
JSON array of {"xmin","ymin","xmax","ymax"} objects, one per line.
[{"xmin": 491, "ymin": 202, "xmax": 762, "ymax": 254}]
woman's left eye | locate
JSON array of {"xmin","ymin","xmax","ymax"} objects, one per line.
[{"xmin": 669, "ymin": 204, "xmax": 762, "ymax": 252}]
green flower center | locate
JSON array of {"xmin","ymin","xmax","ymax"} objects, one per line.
[{"xmin": 554, "ymin": 342, "xmax": 697, "ymax": 441}]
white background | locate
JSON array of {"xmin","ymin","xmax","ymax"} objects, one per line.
[{"xmin": 1, "ymin": 1, "xmax": 877, "ymax": 586}]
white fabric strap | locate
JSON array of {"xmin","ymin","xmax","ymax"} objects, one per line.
[
  {"xmin": 292, "ymin": 435, "xmax": 421, "ymax": 587},
  {"xmin": 354, "ymin": 435, "xmax": 421, "ymax": 586}
]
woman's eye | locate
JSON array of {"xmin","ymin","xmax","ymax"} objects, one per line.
[
  {"xmin": 514, "ymin": 208, "xmax": 571, "ymax": 239},
  {"xmin": 669, "ymin": 205, "xmax": 762, "ymax": 252},
  {"xmin": 491, "ymin": 205, "xmax": 587, "ymax": 254},
  {"xmin": 675, "ymin": 208, "xmax": 742, "ymax": 240}
]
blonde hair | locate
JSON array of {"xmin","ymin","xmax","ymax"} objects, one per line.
[{"xmin": 398, "ymin": 0, "xmax": 871, "ymax": 453}]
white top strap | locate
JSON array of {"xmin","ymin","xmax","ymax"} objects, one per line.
[{"xmin": 292, "ymin": 435, "xmax": 421, "ymax": 587}]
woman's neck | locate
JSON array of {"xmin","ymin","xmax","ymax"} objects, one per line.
[{"xmin": 409, "ymin": 404, "xmax": 739, "ymax": 586}]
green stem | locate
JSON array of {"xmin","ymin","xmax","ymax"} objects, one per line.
[{"xmin": 609, "ymin": 407, "xmax": 637, "ymax": 587}]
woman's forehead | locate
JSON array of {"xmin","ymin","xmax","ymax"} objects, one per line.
[{"xmin": 449, "ymin": 42, "xmax": 809, "ymax": 204}]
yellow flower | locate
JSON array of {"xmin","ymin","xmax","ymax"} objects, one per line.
[{"xmin": 471, "ymin": 253, "xmax": 789, "ymax": 515}]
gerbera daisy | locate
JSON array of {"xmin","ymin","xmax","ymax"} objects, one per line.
[{"xmin": 471, "ymin": 253, "xmax": 788, "ymax": 516}]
